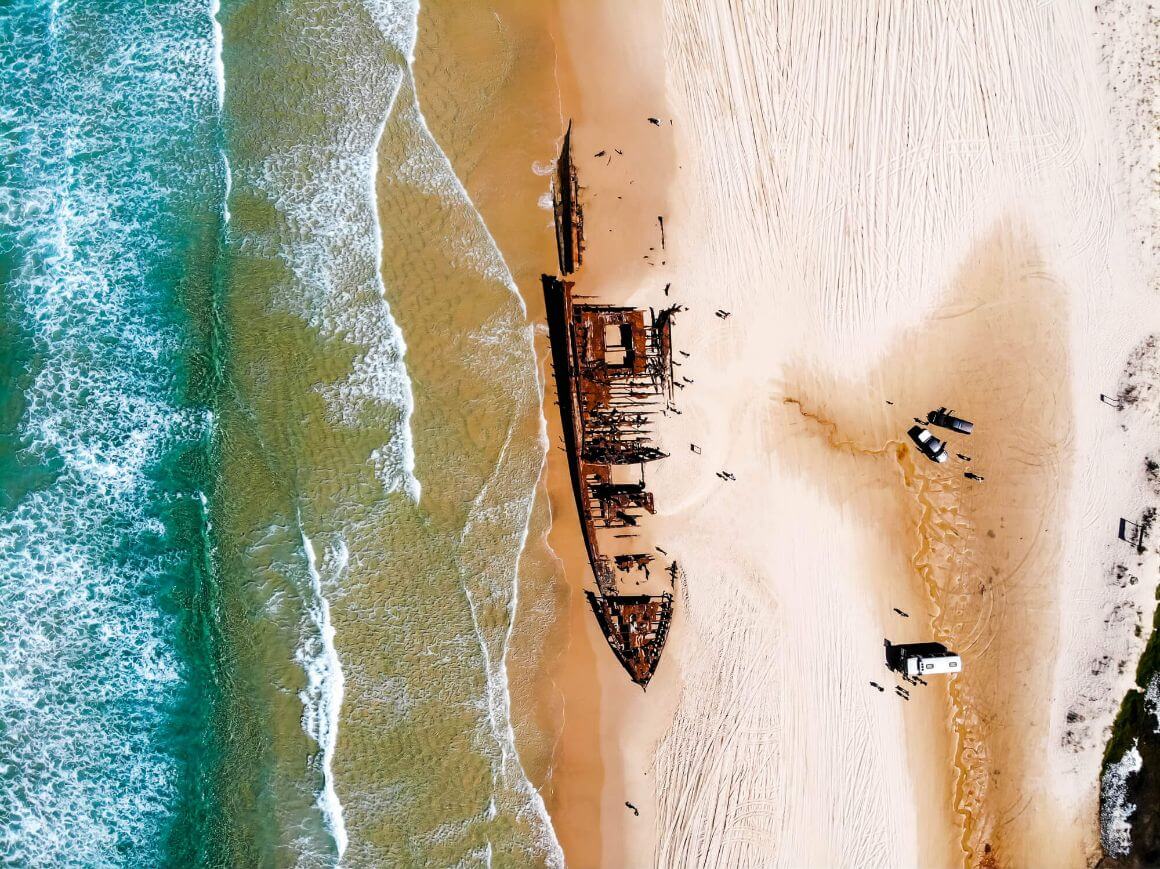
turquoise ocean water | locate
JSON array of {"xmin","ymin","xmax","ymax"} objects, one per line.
[{"xmin": 0, "ymin": 0, "xmax": 223, "ymax": 864}]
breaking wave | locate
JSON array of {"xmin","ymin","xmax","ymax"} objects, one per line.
[
  {"xmin": 1102, "ymin": 740, "xmax": 1143, "ymax": 857},
  {"xmin": 296, "ymin": 513, "xmax": 349, "ymax": 860},
  {"xmin": 1, "ymin": 0, "xmax": 561, "ymax": 861}
]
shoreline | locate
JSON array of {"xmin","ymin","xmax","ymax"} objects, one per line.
[{"xmin": 400, "ymin": 0, "xmax": 644, "ymax": 862}]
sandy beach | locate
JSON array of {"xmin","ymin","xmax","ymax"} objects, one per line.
[
  {"xmin": 535, "ymin": 1, "xmax": 687, "ymax": 865},
  {"xmin": 14, "ymin": 0, "xmax": 1156, "ymax": 864},
  {"xmin": 411, "ymin": 0, "xmax": 1158, "ymax": 865},
  {"xmin": 530, "ymin": 1, "xmax": 1160, "ymax": 867}
]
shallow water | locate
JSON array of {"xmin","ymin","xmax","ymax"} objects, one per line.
[{"xmin": 2, "ymin": 0, "xmax": 561, "ymax": 864}]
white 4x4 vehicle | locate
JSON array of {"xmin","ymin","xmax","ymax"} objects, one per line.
[{"xmin": 907, "ymin": 425, "xmax": 949, "ymax": 463}]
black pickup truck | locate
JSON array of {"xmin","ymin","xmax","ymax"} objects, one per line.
[{"xmin": 926, "ymin": 407, "xmax": 974, "ymax": 435}]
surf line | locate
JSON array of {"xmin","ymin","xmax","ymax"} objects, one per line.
[
  {"xmin": 366, "ymin": 66, "xmax": 420, "ymax": 503},
  {"xmin": 362, "ymin": 2, "xmax": 558, "ymax": 858},
  {"xmin": 295, "ymin": 506, "xmax": 349, "ymax": 861},
  {"xmin": 209, "ymin": 0, "xmax": 232, "ymax": 226}
]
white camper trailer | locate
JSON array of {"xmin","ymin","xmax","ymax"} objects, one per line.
[
  {"xmin": 905, "ymin": 651, "xmax": 962, "ymax": 676},
  {"xmin": 885, "ymin": 641, "xmax": 962, "ymax": 677}
]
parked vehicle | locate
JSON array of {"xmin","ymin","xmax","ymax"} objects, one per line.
[
  {"xmin": 908, "ymin": 425, "xmax": 949, "ymax": 463},
  {"xmin": 926, "ymin": 407, "xmax": 974, "ymax": 435},
  {"xmin": 885, "ymin": 641, "xmax": 962, "ymax": 676}
]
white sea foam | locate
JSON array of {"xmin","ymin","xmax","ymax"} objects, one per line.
[
  {"xmin": 0, "ymin": 0, "xmax": 219, "ymax": 861},
  {"xmin": 0, "ymin": 1, "xmax": 219, "ymax": 863},
  {"xmin": 210, "ymin": 0, "xmax": 231, "ymax": 228},
  {"xmin": 1101, "ymin": 740, "xmax": 1143, "ymax": 857},
  {"xmin": 366, "ymin": 0, "xmax": 420, "ymax": 63},
  {"xmin": 210, "ymin": 0, "xmax": 225, "ymax": 111},
  {"xmin": 419, "ymin": 217, "xmax": 561, "ymax": 863},
  {"xmin": 232, "ymin": 0, "xmax": 561, "ymax": 859},
  {"xmin": 256, "ymin": 101, "xmax": 420, "ymax": 504},
  {"xmin": 222, "ymin": 158, "xmax": 232, "ymax": 224},
  {"xmin": 295, "ymin": 510, "xmax": 349, "ymax": 861},
  {"xmin": 451, "ymin": 421, "xmax": 563, "ymax": 865},
  {"xmin": 1146, "ymin": 673, "xmax": 1160, "ymax": 733},
  {"xmin": 367, "ymin": 102, "xmax": 420, "ymax": 502},
  {"xmin": 197, "ymin": 490, "xmax": 212, "ymax": 531},
  {"xmin": 218, "ymin": 3, "xmax": 424, "ymax": 857}
]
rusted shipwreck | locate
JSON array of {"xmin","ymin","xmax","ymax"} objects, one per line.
[
  {"xmin": 585, "ymin": 592, "xmax": 674, "ymax": 686},
  {"xmin": 543, "ymin": 273, "xmax": 678, "ymax": 688},
  {"xmin": 552, "ymin": 120, "xmax": 584, "ymax": 276}
]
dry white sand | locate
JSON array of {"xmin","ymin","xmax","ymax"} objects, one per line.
[{"xmin": 609, "ymin": 2, "xmax": 1160, "ymax": 867}]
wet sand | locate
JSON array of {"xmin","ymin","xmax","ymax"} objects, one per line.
[
  {"xmin": 409, "ymin": 0, "xmax": 568, "ymax": 799},
  {"xmin": 320, "ymin": 0, "xmax": 564, "ymax": 862}
]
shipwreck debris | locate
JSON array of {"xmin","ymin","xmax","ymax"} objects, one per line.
[
  {"xmin": 552, "ymin": 121, "xmax": 585, "ymax": 276},
  {"xmin": 543, "ymin": 273, "xmax": 679, "ymax": 687},
  {"xmin": 542, "ymin": 124, "xmax": 683, "ymax": 689},
  {"xmin": 586, "ymin": 592, "xmax": 674, "ymax": 687}
]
